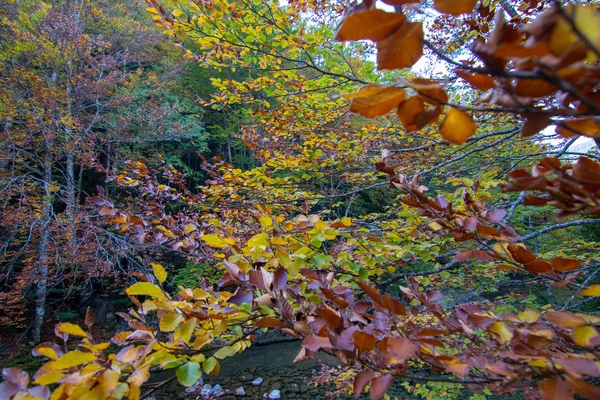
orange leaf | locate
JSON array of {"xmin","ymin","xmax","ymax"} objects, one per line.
[
  {"xmin": 551, "ymin": 257, "xmax": 581, "ymax": 272},
  {"xmin": 434, "ymin": 0, "xmax": 478, "ymax": 16},
  {"xmin": 397, "ymin": 96, "xmax": 425, "ymax": 132},
  {"xmin": 556, "ymin": 119, "xmax": 600, "ymax": 138},
  {"xmin": 539, "ymin": 376, "xmax": 573, "ymax": 400},
  {"xmin": 456, "ymin": 69, "xmax": 496, "ymax": 91},
  {"xmin": 377, "ymin": 21, "xmax": 423, "ymax": 70},
  {"xmin": 352, "ymin": 331, "xmax": 376, "ymax": 352},
  {"xmin": 439, "ymin": 108, "xmax": 477, "ymax": 145},
  {"xmin": 335, "ymin": 9, "xmax": 406, "ymax": 42},
  {"xmin": 343, "ymin": 85, "xmax": 406, "ymax": 118}
]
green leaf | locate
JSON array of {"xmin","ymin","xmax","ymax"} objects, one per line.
[{"xmin": 176, "ymin": 362, "xmax": 201, "ymax": 387}]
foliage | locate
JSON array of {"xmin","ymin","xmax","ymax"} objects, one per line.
[{"xmin": 2, "ymin": 1, "xmax": 600, "ymax": 400}]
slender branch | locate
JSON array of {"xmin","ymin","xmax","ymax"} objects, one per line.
[{"xmin": 521, "ymin": 219, "xmax": 600, "ymax": 241}]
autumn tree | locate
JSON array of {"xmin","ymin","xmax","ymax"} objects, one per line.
[{"xmin": 3, "ymin": 1, "xmax": 600, "ymax": 400}]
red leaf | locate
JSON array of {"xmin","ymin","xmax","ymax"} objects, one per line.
[
  {"xmin": 370, "ymin": 375, "xmax": 393, "ymax": 400},
  {"xmin": 539, "ymin": 376, "xmax": 573, "ymax": 400},
  {"xmin": 303, "ymin": 335, "xmax": 333, "ymax": 352},
  {"xmin": 353, "ymin": 370, "xmax": 375, "ymax": 398},
  {"xmin": 352, "ymin": 331, "xmax": 376, "ymax": 352}
]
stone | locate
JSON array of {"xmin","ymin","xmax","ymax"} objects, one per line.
[
  {"xmin": 185, "ymin": 379, "xmax": 203, "ymax": 394},
  {"xmin": 200, "ymin": 384, "xmax": 213, "ymax": 397},
  {"xmin": 239, "ymin": 373, "xmax": 254, "ymax": 382},
  {"xmin": 288, "ymin": 383, "xmax": 300, "ymax": 393},
  {"xmin": 212, "ymin": 384, "xmax": 224, "ymax": 396},
  {"xmin": 270, "ymin": 382, "xmax": 282, "ymax": 390},
  {"xmin": 220, "ymin": 397, "xmax": 237, "ymax": 400},
  {"xmin": 299, "ymin": 383, "xmax": 308, "ymax": 393},
  {"xmin": 268, "ymin": 389, "xmax": 281, "ymax": 399},
  {"xmin": 234, "ymin": 386, "xmax": 246, "ymax": 397},
  {"xmin": 251, "ymin": 377, "xmax": 264, "ymax": 386}
]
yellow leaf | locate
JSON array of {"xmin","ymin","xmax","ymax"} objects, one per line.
[
  {"xmin": 52, "ymin": 351, "xmax": 97, "ymax": 370},
  {"xmin": 580, "ymin": 285, "xmax": 600, "ymax": 297},
  {"xmin": 175, "ymin": 317, "xmax": 198, "ymax": 344},
  {"xmin": 439, "ymin": 108, "xmax": 477, "ymax": 145},
  {"xmin": 34, "ymin": 371, "xmax": 64, "ymax": 385},
  {"xmin": 259, "ymin": 215, "xmax": 273, "ymax": 229},
  {"xmin": 573, "ymin": 326, "xmax": 599, "ymax": 347},
  {"xmin": 99, "ymin": 369, "xmax": 120, "ymax": 393},
  {"xmin": 55, "ymin": 323, "xmax": 88, "ymax": 338},
  {"xmin": 183, "ymin": 223, "xmax": 196, "ymax": 235},
  {"xmin": 126, "ymin": 282, "xmax": 165, "ymax": 299},
  {"xmin": 201, "ymin": 234, "xmax": 229, "ymax": 249},
  {"xmin": 160, "ymin": 312, "xmax": 184, "ymax": 332},
  {"xmin": 341, "ymin": 217, "xmax": 352, "ymax": 227},
  {"xmin": 146, "ymin": 7, "xmax": 158, "ymax": 14},
  {"xmin": 550, "ymin": 5, "xmax": 600, "ymax": 61},
  {"xmin": 488, "ymin": 321, "xmax": 513, "ymax": 343},
  {"xmin": 519, "ymin": 310, "xmax": 541, "ymax": 324},
  {"xmin": 151, "ymin": 262, "xmax": 168, "ymax": 284}
]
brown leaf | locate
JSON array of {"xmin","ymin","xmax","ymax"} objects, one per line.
[
  {"xmin": 456, "ymin": 69, "xmax": 496, "ymax": 91},
  {"xmin": 315, "ymin": 307, "xmax": 342, "ymax": 329},
  {"xmin": 540, "ymin": 376, "xmax": 573, "ymax": 400},
  {"xmin": 567, "ymin": 377, "xmax": 600, "ymax": 400},
  {"xmin": 381, "ymin": 337, "xmax": 418, "ymax": 363},
  {"xmin": 353, "ymin": 331, "xmax": 376, "ymax": 352},
  {"xmin": 343, "ymin": 85, "xmax": 406, "ymax": 118},
  {"xmin": 515, "ymin": 79, "xmax": 557, "ymax": 98},
  {"xmin": 545, "ymin": 311, "xmax": 587, "ymax": 327},
  {"xmin": 377, "ymin": 21, "xmax": 423, "ymax": 70},
  {"xmin": 370, "ymin": 375, "xmax": 393, "ymax": 400},
  {"xmin": 524, "ymin": 260, "xmax": 553, "ymax": 274},
  {"xmin": 335, "ymin": 9, "xmax": 406, "ymax": 42},
  {"xmin": 522, "ymin": 114, "xmax": 552, "ymax": 137},
  {"xmin": 353, "ymin": 370, "xmax": 375, "ymax": 398},
  {"xmin": 439, "ymin": 108, "xmax": 477, "ymax": 145},
  {"xmin": 551, "ymin": 257, "xmax": 581, "ymax": 272},
  {"xmin": 356, "ymin": 280, "xmax": 382, "ymax": 305},
  {"xmin": 434, "ymin": 0, "xmax": 478, "ymax": 16},
  {"xmin": 397, "ymin": 96, "xmax": 425, "ymax": 132},
  {"xmin": 412, "ymin": 78, "xmax": 448, "ymax": 105},
  {"xmin": 556, "ymin": 119, "xmax": 600, "ymax": 138},
  {"xmin": 255, "ymin": 317, "xmax": 286, "ymax": 328},
  {"xmin": 303, "ymin": 335, "xmax": 333, "ymax": 352},
  {"xmin": 454, "ymin": 249, "xmax": 495, "ymax": 262},
  {"xmin": 573, "ymin": 157, "xmax": 600, "ymax": 192},
  {"xmin": 85, "ymin": 307, "xmax": 95, "ymax": 329}
]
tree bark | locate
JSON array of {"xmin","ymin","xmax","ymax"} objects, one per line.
[{"xmin": 32, "ymin": 146, "xmax": 53, "ymax": 343}]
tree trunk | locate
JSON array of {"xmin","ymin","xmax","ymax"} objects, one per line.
[
  {"xmin": 66, "ymin": 150, "xmax": 76, "ymax": 247},
  {"xmin": 32, "ymin": 147, "xmax": 53, "ymax": 343}
]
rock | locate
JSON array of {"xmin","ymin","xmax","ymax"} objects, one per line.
[
  {"xmin": 299, "ymin": 383, "xmax": 308, "ymax": 393},
  {"xmin": 271, "ymin": 382, "xmax": 282, "ymax": 390},
  {"xmin": 176, "ymin": 392, "xmax": 186, "ymax": 400},
  {"xmin": 185, "ymin": 379, "xmax": 203, "ymax": 394},
  {"xmin": 220, "ymin": 396, "xmax": 237, "ymax": 400},
  {"xmin": 234, "ymin": 386, "xmax": 246, "ymax": 397},
  {"xmin": 251, "ymin": 377, "xmax": 264, "ymax": 386},
  {"xmin": 212, "ymin": 384, "xmax": 224, "ymax": 396},
  {"xmin": 268, "ymin": 389, "xmax": 281, "ymax": 399},
  {"xmin": 248, "ymin": 367, "xmax": 257, "ymax": 374},
  {"xmin": 200, "ymin": 384, "xmax": 213, "ymax": 397},
  {"xmin": 239, "ymin": 373, "xmax": 254, "ymax": 382},
  {"xmin": 288, "ymin": 383, "xmax": 300, "ymax": 393}
]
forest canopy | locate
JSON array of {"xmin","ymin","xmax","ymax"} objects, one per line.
[{"xmin": 1, "ymin": 0, "xmax": 600, "ymax": 399}]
